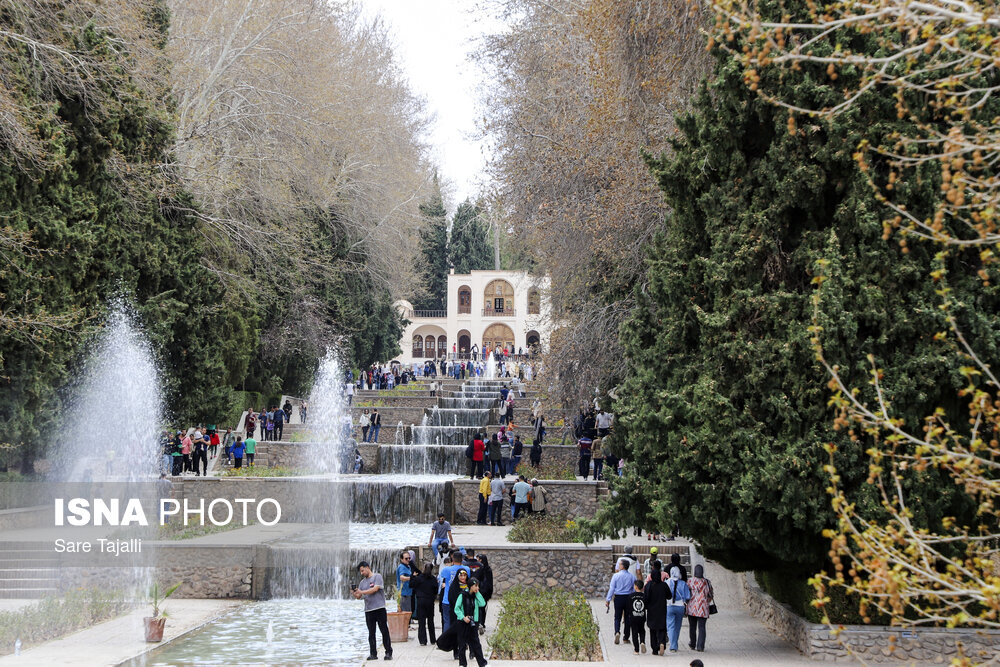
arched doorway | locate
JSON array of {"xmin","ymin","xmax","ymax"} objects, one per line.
[
  {"xmin": 457, "ymin": 330, "xmax": 471, "ymax": 355},
  {"xmin": 482, "ymin": 323, "xmax": 515, "ymax": 353},
  {"xmin": 483, "ymin": 279, "xmax": 515, "ymax": 316},
  {"xmin": 526, "ymin": 330, "xmax": 540, "ymax": 351}
]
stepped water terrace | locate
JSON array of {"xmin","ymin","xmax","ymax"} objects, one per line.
[{"xmin": 147, "ymin": 375, "xmax": 510, "ymax": 664}]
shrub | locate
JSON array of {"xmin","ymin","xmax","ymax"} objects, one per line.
[
  {"xmin": 489, "ymin": 586, "xmax": 601, "ymax": 661},
  {"xmin": 514, "ymin": 461, "xmax": 575, "ymax": 480},
  {"xmin": 0, "ymin": 588, "xmax": 133, "ymax": 655},
  {"xmin": 222, "ymin": 465, "xmax": 311, "ymax": 477},
  {"xmin": 506, "ymin": 514, "xmax": 584, "ymax": 543}
]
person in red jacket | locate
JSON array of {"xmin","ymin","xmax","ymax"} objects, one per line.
[{"xmin": 472, "ymin": 434, "xmax": 485, "ymax": 479}]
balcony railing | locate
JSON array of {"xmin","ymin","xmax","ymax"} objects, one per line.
[
  {"xmin": 482, "ymin": 308, "xmax": 516, "ymax": 317},
  {"xmin": 412, "ymin": 309, "xmax": 446, "ymax": 318}
]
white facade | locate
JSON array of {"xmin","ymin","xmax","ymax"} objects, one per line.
[{"xmin": 394, "ymin": 270, "xmax": 552, "ymax": 364}]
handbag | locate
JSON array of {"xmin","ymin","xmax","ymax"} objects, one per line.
[{"xmin": 709, "ymin": 602, "xmax": 718, "ymax": 615}]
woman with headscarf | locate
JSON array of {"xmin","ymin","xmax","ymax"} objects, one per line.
[
  {"xmin": 411, "ymin": 562, "xmax": 438, "ymax": 645},
  {"xmin": 643, "ymin": 561, "xmax": 668, "ymax": 655},
  {"xmin": 665, "ymin": 566, "xmax": 691, "ymax": 653},
  {"xmin": 446, "ymin": 568, "xmax": 471, "ymax": 659},
  {"xmin": 476, "ymin": 553, "xmax": 494, "ymax": 631},
  {"xmin": 687, "ymin": 564, "xmax": 713, "ymax": 652}
]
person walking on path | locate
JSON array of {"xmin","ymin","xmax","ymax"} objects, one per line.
[
  {"xmin": 244, "ymin": 434, "xmax": 257, "ymax": 467},
  {"xmin": 577, "ymin": 436, "xmax": 592, "ymax": 480},
  {"xmin": 644, "ymin": 561, "xmax": 669, "ymax": 655},
  {"xmin": 438, "ymin": 551, "xmax": 471, "ymax": 636},
  {"xmin": 411, "ymin": 563, "xmax": 438, "ymax": 646},
  {"xmin": 605, "ymin": 558, "xmax": 635, "ymax": 646},
  {"xmin": 231, "ymin": 437, "xmax": 245, "ymax": 469},
  {"xmin": 193, "ymin": 435, "xmax": 209, "ymax": 476},
  {"xmin": 428, "ymin": 514, "xmax": 454, "ymax": 562},
  {"xmin": 591, "ymin": 436, "xmax": 604, "ymax": 480},
  {"xmin": 529, "ymin": 437, "xmax": 542, "ymax": 468},
  {"xmin": 222, "ymin": 428, "xmax": 235, "ymax": 462},
  {"xmin": 687, "ymin": 564, "xmax": 713, "ymax": 652},
  {"xmin": 272, "ymin": 405, "xmax": 286, "ymax": 441},
  {"xmin": 353, "ymin": 561, "xmax": 392, "ymax": 661},
  {"xmin": 477, "ymin": 472, "xmax": 492, "ymax": 525},
  {"xmin": 475, "ymin": 554, "xmax": 494, "ymax": 628},
  {"xmin": 395, "ymin": 551, "xmax": 413, "ymax": 615},
  {"xmin": 488, "ymin": 474, "xmax": 506, "ymax": 526},
  {"xmin": 666, "ymin": 566, "xmax": 691, "ymax": 653},
  {"xmin": 454, "ymin": 578, "xmax": 488, "ymax": 667},
  {"xmin": 629, "ymin": 578, "xmax": 648, "ymax": 654}
]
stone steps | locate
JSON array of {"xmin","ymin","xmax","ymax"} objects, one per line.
[{"xmin": 0, "ymin": 542, "xmax": 60, "ymax": 599}]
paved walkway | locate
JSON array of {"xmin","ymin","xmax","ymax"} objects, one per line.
[{"xmin": 0, "ymin": 599, "xmax": 240, "ymax": 666}]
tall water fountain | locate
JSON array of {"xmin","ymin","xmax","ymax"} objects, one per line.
[{"xmin": 54, "ymin": 303, "xmax": 163, "ymax": 482}]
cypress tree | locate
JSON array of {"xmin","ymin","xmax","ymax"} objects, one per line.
[
  {"xmin": 449, "ymin": 199, "xmax": 493, "ymax": 274},
  {"xmin": 414, "ymin": 177, "xmax": 449, "ymax": 311},
  {"xmin": 588, "ymin": 54, "xmax": 995, "ymax": 572}
]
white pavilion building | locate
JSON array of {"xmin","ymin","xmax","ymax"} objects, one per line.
[{"xmin": 394, "ymin": 269, "xmax": 552, "ymax": 365}]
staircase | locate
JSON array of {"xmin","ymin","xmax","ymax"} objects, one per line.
[{"xmin": 0, "ymin": 542, "xmax": 59, "ymax": 599}]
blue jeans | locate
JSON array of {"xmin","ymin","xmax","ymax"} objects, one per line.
[
  {"xmin": 161, "ymin": 455, "xmax": 171, "ymax": 473},
  {"xmin": 441, "ymin": 602, "xmax": 452, "ymax": 633},
  {"xmin": 667, "ymin": 605, "xmax": 685, "ymax": 651},
  {"xmin": 500, "ymin": 457, "xmax": 510, "ymax": 477},
  {"xmin": 511, "ymin": 455, "xmax": 522, "ymax": 473},
  {"xmin": 369, "ymin": 424, "xmax": 381, "ymax": 442},
  {"xmin": 593, "ymin": 458, "xmax": 604, "ymax": 480},
  {"xmin": 431, "ymin": 538, "xmax": 450, "ymax": 559}
]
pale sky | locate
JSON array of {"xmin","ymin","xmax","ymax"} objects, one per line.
[{"xmin": 358, "ymin": 0, "xmax": 502, "ymax": 210}]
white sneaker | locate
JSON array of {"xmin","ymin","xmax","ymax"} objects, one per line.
[{"xmin": 640, "ymin": 642, "xmax": 646, "ymax": 654}]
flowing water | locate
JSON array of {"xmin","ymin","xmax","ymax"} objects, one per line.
[
  {"xmin": 54, "ymin": 302, "xmax": 163, "ymax": 482},
  {"xmin": 149, "ymin": 599, "xmax": 369, "ymax": 665}
]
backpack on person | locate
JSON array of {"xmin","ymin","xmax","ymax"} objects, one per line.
[{"xmin": 465, "ymin": 442, "xmax": 474, "ymax": 458}]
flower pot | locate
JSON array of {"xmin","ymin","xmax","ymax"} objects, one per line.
[
  {"xmin": 386, "ymin": 611, "xmax": 411, "ymax": 642},
  {"xmin": 144, "ymin": 616, "xmax": 166, "ymax": 642}
]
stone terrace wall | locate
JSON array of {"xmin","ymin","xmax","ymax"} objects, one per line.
[
  {"xmin": 742, "ymin": 572, "xmax": 1000, "ymax": 663},
  {"xmin": 474, "ymin": 545, "xmax": 615, "ymax": 597},
  {"xmin": 60, "ymin": 544, "xmax": 256, "ymax": 599},
  {"xmin": 451, "ymin": 479, "xmax": 600, "ymax": 524}
]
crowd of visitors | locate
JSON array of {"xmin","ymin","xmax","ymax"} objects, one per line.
[
  {"xmin": 357, "ymin": 541, "xmax": 495, "ymax": 666},
  {"xmin": 573, "ymin": 406, "xmax": 618, "ymax": 481},
  {"xmin": 605, "ymin": 550, "xmax": 715, "ymax": 657}
]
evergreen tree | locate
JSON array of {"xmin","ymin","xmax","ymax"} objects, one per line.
[
  {"xmin": 584, "ymin": 54, "xmax": 993, "ymax": 573},
  {"xmin": 449, "ymin": 199, "xmax": 493, "ymax": 274},
  {"xmin": 414, "ymin": 177, "xmax": 449, "ymax": 310}
]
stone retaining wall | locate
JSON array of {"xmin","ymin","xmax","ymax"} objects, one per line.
[
  {"xmin": 451, "ymin": 479, "xmax": 600, "ymax": 523},
  {"xmin": 472, "ymin": 544, "xmax": 614, "ymax": 597},
  {"xmin": 741, "ymin": 572, "xmax": 1000, "ymax": 662},
  {"xmin": 60, "ymin": 544, "xmax": 256, "ymax": 599}
]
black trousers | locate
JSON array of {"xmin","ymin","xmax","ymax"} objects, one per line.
[
  {"xmin": 613, "ymin": 594, "xmax": 631, "ymax": 639},
  {"xmin": 194, "ymin": 450, "xmax": 207, "ymax": 476},
  {"xmin": 631, "ymin": 620, "xmax": 646, "ymax": 651},
  {"xmin": 649, "ymin": 625, "xmax": 666, "ymax": 651},
  {"xmin": 274, "ymin": 422, "xmax": 283, "ymax": 440},
  {"xmin": 477, "ymin": 494, "xmax": 489, "ymax": 524},
  {"xmin": 688, "ymin": 615, "xmax": 706, "ymax": 650},
  {"xmin": 365, "ymin": 607, "xmax": 392, "ymax": 657},
  {"xmin": 578, "ymin": 454, "xmax": 591, "ymax": 479},
  {"xmin": 458, "ymin": 621, "xmax": 487, "ymax": 667},
  {"xmin": 416, "ymin": 604, "xmax": 436, "ymax": 645}
]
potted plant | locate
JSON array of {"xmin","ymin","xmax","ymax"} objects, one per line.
[
  {"xmin": 144, "ymin": 581, "xmax": 182, "ymax": 642},
  {"xmin": 386, "ymin": 589, "xmax": 411, "ymax": 642}
]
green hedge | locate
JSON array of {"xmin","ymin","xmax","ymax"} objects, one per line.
[
  {"xmin": 755, "ymin": 570, "xmax": 889, "ymax": 625},
  {"xmin": 0, "ymin": 589, "xmax": 133, "ymax": 655},
  {"xmin": 489, "ymin": 586, "xmax": 601, "ymax": 661}
]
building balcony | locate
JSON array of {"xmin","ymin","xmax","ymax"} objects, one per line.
[
  {"xmin": 412, "ymin": 309, "xmax": 447, "ymax": 318},
  {"xmin": 482, "ymin": 308, "xmax": 516, "ymax": 317}
]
